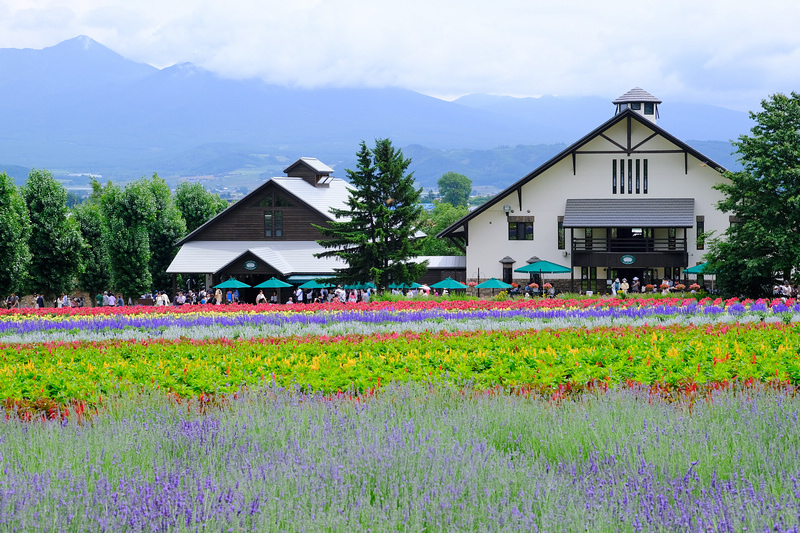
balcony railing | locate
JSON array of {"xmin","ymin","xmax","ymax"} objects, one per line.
[{"xmin": 572, "ymin": 237, "xmax": 687, "ymax": 253}]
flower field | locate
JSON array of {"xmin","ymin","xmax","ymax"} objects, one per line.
[
  {"xmin": 2, "ymin": 297, "xmax": 800, "ymax": 531},
  {"xmin": 1, "ymin": 297, "xmax": 799, "ymax": 406}
]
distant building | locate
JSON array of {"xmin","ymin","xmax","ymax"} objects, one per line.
[
  {"xmin": 438, "ymin": 88, "xmax": 728, "ymax": 293},
  {"xmin": 167, "ymin": 157, "xmax": 464, "ymax": 301}
]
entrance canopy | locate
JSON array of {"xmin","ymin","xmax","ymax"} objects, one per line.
[{"xmin": 562, "ymin": 198, "xmax": 695, "ymax": 228}]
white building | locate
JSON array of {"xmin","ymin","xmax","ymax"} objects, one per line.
[{"xmin": 438, "ymin": 88, "xmax": 728, "ymax": 294}]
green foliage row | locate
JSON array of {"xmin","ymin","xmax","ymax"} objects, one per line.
[{"xmin": 0, "ymin": 170, "xmax": 226, "ymax": 300}]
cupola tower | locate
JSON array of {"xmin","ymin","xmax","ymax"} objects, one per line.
[{"xmin": 613, "ymin": 87, "xmax": 661, "ymax": 124}]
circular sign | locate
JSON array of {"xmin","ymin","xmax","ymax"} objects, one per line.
[
  {"xmin": 620, "ymin": 255, "xmax": 636, "ymax": 265},
  {"xmin": 243, "ymin": 260, "xmax": 258, "ymax": 270}
]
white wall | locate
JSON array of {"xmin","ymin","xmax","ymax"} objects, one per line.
[{"xmin": 464, "ymin": 115, "xmax": 729, "ymax": 283}]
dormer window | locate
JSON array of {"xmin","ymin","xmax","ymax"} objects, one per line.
[
  {"xmin": 644, "ymin": 102, "xmax": 654, "ymax": 115},
  {"xmin": 630, "ymin": 103, "xmax": 641, "ymax": 110}
]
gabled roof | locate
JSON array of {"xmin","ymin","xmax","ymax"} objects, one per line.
[
  {"xmin": 283, "ymin": 157, "xmax": 334, "ymax": 175},
  {"xmin": 437, "ymin": 108, "xmax": 726, "ymax": 239},
  {"xmin": 176, "ymin": 175, "xmax": 353, "ymax": 246},
  {"xmin": 270, "ymin": 176, "xmax": 352, "ymax": 220}
]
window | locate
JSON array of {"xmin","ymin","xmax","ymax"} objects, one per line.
[
  {"xmin": 628, "ymin": 159, "xmax": 633, "ymax": 193},
  {"xmin": 635, "ymin": 159, "xmax": 641, "ymax": 194},
  {"xmin": 644, "ymin": 102, "xmax": 654, "ymax": 115},
  {"xmin": 584, "ymin": 227, "xmax": 593, "ymax": 250},
  {"xmin": 668, "ymin": 227, "xmax": 676, "ymax": 250},
  {"xmin": 643, "ymin": 160, "xmax": 648, "ymax": 194},
  {"xmin": 620, "ymin": 159, "xmax": 625, "ymax": 194},
  {"xmin": 256, "ymin": 193, "xmax": 293, "ymax": 208},
  {"xmin": 508, "ymin": 222, "xmax": 533, "ymax": 240},
  {"xmin": 612, "ymin": 159, "xmax": 617, "ymax": 194},
  {"xmin": 264, "ymin": 211, "xmax": 283, "ymax": 237},
  {"xmin": 557, "ymin": 217, "xmax": 565, "ymax": 249},
  {"xmin": 696, "ymin": 216, "xmax": 705, "ymax": 250},
  {"xmin": 631, "ymin": 103, "xmax": 641, "ymax": 110}
]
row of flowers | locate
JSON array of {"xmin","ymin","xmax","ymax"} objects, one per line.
[
  {"xmin": 2, "ymin": 322, "xmax": 799, "ymax": 405},
  {"xmin": 0, "ymin": 297, "xmax": 797, "ymax": 344},
  {"xmin": 2, "ymin": 296, "xmax": 796, "ymax": 319}
]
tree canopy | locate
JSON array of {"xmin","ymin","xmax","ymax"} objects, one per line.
[
  {"xmin": 0, "ymin": 172, "xmax": 32, "ymax": 296},
  {"xmin": 73, "ymin": 186, "xmax": 112, "ymax": 298},
  {"xmin": 147, "ymin": 175, "xmax": 187, "ymax": 291},
  {"xmin": 101, "ymin": 179, "xmax": 157, "ymax": 300},
  {"xmin": 706, "ymin": 92, "xmax": 800, "ymax": 296},
  {"xmin": 23, "ymin": 169, "xmax": 84, "ymax": 298},
  {"xmin": 315, "ymin": 139, "xmax": 428, "ymax": 287},
  {"xmin": 175, "ymin": 181, "xmax": 228, "ymax": 234},
  {"xmin": 437, "ymin": 171, "xmax": 472, "ymax": 207},
  {"xmin": 417, "ymin": 202, "xmax": 468, "ymax": 256}
]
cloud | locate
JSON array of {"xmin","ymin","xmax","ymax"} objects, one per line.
[{"xmin": 0, "ymin": 0, "xmax": 799, "ymax": 111}]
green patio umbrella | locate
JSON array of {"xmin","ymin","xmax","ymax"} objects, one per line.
[
  {"xmin": 684, "ymin": 262, "xmax": 716, "ymax": 291},
  {"xmin": 514, "ymin": 258, "xmax": 570, "ymax": 296},
  {"xmin": 253, "ymin": 277, "xmax": 293, "ymax": 289},
  {"xmin": 684, "ymin": 262, "xmax": 715, "ymax": 274},
  {"xmin": 475, "ymin": 278, "xmax": 513, "ymax": 289},
  {"xmin": 343, "ymin": 282, "xmax": 377, "ymax": 290},
  {"xmin": 388, "ymin": 282, "xmax": 423, "ymax": 289},
  {"xmin": 213, "ymin": 278, "xmax": 251, "ymax": 289},
  {"xmin": 298, "ymin": 278, "xmax": 335, "ymax": 289},
  {"xmin": 514, "ymin": 259, "xmax": 571, "ymax": 274},
  {"xmin": 475, "ymin": 277, "xmax": 513, "ymax": 297},
  {"xmin": 429, "ymin": 277, "xmax": 468, "ymax": 290}
]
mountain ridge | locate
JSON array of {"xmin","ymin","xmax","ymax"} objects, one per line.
[{"xmin": 0, "ymin": 36, "xmax": 747, "ymax": 192}]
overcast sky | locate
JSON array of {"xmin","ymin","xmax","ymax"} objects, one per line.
[{"xmin": 1, "ymin": 0, "xmax": 798, "ymax": 112}]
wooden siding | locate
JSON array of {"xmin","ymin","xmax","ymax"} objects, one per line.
[{"xmin": 190, "ymin": 183, "xmax": 334, "ymax": 242}]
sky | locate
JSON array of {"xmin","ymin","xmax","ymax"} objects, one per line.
[{"xmin": 1, "ymin": 0, "xmax": 799, "ymax": 112}]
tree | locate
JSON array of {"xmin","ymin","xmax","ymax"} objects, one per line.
[
  {"xmin": 315, "ymin": 139, "xmax": 428, "ymax": 287},
  {"xmin": 175, "ymin": 181, "xmax": 228, "ymax": 234},
  {"xmin": 706, "ymin": 92, "xmax": 800, "ymax": 297},
  {"xmin": 417, "ymin": 201, "xmax": 469, "ymax": 256},
  {"xmin": 73, "ymin": 178, "xmax": 113, "ymax": 298},
  {"xmin": 22, "ymin": 169, "xmax": 84, "ymax": 299},
  {"xmin": 0, "ymin": 172, "xmax": 32, "ymax": 297},
  {"xmin": 437, "ymin": 171, "xmax": 472, "ymax": 207},
  {"xmin": 147, "ymin": 174, "xmax": 186, "ymax": 291},
  {"xmin": 101, "ymin": 180, "xmax": 157, "ymax": 300}
]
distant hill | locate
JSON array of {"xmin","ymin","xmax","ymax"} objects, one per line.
[{"xmin": 0, "ymin": 36, "xmax": 748, "ymax": 192}]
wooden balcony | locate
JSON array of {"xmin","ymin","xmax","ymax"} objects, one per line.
[{"xmin": 570, "ymin": 237, "xmax": 687, "ymax": 268}]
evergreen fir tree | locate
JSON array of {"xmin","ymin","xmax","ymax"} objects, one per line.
[{"xmin": 315, "ymin": 139, "xmax": 427, "ymax": 288}]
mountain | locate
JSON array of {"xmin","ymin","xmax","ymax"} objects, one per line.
[{"xmin": 0, "ymin": 36, "xmax": 748, "ymax": 192}]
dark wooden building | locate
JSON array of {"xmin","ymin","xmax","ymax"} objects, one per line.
[{"xmin": 167, "ymin": 157, "xmax": 465, "ymax": 301}]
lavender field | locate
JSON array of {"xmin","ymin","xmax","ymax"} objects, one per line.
[{"xmin": 2, "ymin": 382, "xmax": 800, "ymax": 532}]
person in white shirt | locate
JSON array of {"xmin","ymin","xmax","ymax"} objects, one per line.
[{"xmin": 107, "ymin": 293, "xmax": 116, "ymax": 306}]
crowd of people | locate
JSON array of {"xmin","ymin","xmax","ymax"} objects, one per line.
[{"xmin": 5, "ymin": 279, "xmax": 798, "ymax": 309}]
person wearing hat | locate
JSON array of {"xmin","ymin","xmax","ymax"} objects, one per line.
[
  {"xmin": 631, "ymin": 277, "xmax": 641, "ymax": 293},
  {"xmin": 619, "ymin": 278, "xmax": 629, "ymax": 295}
]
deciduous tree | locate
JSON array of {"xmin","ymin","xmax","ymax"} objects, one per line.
[
  {"xmin": 437, "ymin": 171, "xmax": 472, "ymax": 207},
  {"xmin": 418, "ymin": 202, "xmax": 469, "ymax": 256},
  {"xmin": 23, "ymin": 169, "xmax": 84, "ymax": 299},
  {"xmin": 101, "ymin": 180, "xmax": 156, "ymax": 300},
  {"xmin": 707, "ymin": 92, "xmax": 800, "ymax": 296},
  {"xmin": 315, "ymin": 139, "xmax": 427, "ymax": 287},
  {"xmin": 147, "ymin": 175, "xmax": 186, "ymax": 291},
  {"xmin": 0, "ymin": 172, "xmax": 32, "ymax": 297},
  {"xmin": 175, "ymin": 181, "xmax": 228, "ymax": 234}
]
